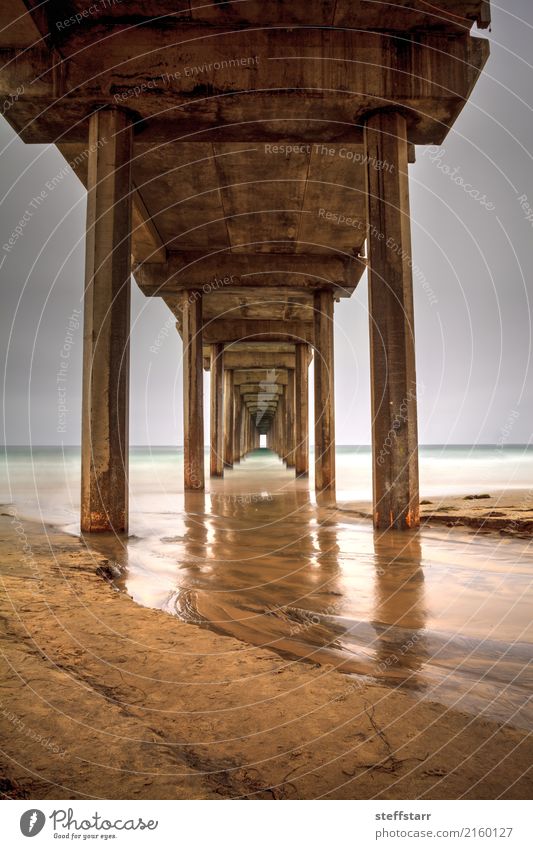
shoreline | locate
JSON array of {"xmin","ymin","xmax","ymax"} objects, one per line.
[
  {"xmin": 0, "ymin": 511, "xmax": 532, "ymax": 799},
  {"xmin": 338, "ymin": 490, "xmax": 533, "ymax": 537}
]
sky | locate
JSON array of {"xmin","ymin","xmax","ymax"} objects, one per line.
[{"xmin": 1, "ymin": 1, "xmax": 533, "ymax": 447}]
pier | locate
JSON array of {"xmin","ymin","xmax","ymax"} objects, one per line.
[{"xmin": 0, "ymin": 1, "xmax": 490, "ymax": 531}]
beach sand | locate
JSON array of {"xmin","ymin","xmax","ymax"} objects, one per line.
[
  {"xmin": 339, "ymin": 490, "xmax": 533, "ymax": 536},
  {"xmin": 0, "ymin": 509, "xmax": 532, "ymax": 800}
]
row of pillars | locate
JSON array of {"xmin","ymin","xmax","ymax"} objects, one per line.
[
  {"xmin": 80, "ymin": 106, "xmax": 419, "ymax": 533},
  {"xmin": 208, "ymin": 341, "xmax": 260, "ymax": 479},
  {"xmin": 204, "ymin": 329, "xmax": 322, "ymax": 492}
]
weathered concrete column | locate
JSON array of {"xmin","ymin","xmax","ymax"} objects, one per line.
[
  {"xmin": 314, "ymin": 288, "xmax": 336, "ymax": 498},
  {"xmin": 364, "ymin": 110, "xmax": 420, "ymax": 530},
  {"xmin": 278, "ymin": 392, "xmax": 286, "ymax": 462},
  {"xmin": 233, "ymin": 385, "xmax": 242, "ymax": 463},
  {"xmin": 295, "ymin": 343, "xmax": 309, "ymax": 477},
  {"xmin": 239, "ymin": 402, "xmax": 246, "ymax": 458},
  {"xmin": 210, "ymin": 343, "xmax": 224, "ymax": 477},
  {"xmin": 81, "ymin": 108, "xmax": 132, "ymax": 533},
  {"xmin": 286, "ymin": 370, "xmax": 296, "ymax": 468},
  {"xmin": 182, "ymin": 291, "xmax": 205, "ymax": 490},
  {"xmin": 224, "ymin": 370, "xmax": 234, "ymax": 468}
]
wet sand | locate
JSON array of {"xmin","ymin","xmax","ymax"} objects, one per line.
[{"xmin": 1, "ymin": 499, "xmax": 532, "ymax": 799}]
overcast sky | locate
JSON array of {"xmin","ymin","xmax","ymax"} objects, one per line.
[{"xmin": 1, "ymin": 1, "xmax": 533, "ymax": 447}]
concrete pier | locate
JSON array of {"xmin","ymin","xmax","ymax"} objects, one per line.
[{"xmin": 0, "ymin": 0, "xmax": 490, "ymax": 530}]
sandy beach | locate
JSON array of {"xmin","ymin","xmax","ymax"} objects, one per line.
[
  {"xmin": 340, "ymin": 491, "xmax": 533, "ymax": 537},
  {"xmin": 0, "ymin": 503, "xmax": 532, "ymax": 801}
]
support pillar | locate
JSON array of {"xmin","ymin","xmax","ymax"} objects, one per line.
[
  {"xmin": 182, "ymin": 292, "xmax": 205, "ymax": 490},
  {"xmin": 364, "ymin": 110, "xmax": 419, "ymax": 530},
  {"xmin": 233, "ymin": 384, "xmax": 242, "ymax": 463},
  {"xmin": 224, "ymin": 370, "xmax": 234, "ymax": 468},
  {"xmin": 210, "ymin": 343, "xmax": 224, "ymax": 477},
  {"xmin": 81, "ymin": 108, "xmax": 132, "ymax": 533},
  {"xmin": 286, "ymin": 370, "xmax": 296, "ymax": 468},
  {"xmin": 295, "ymin": 343, "xmax": 309, "ymax": 477},
  {"xmin": 314, "ymin": 289, "xmax": 336, "ymax": 498}
]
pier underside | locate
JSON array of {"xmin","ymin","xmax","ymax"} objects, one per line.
[{"xmin": 0, "ymin": 0, "xmax": 490, "ymax": 530}]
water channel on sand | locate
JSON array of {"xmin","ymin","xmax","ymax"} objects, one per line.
[{"xmin": 81, "ymin": 450, "xmax": 533, "ymax": 732}]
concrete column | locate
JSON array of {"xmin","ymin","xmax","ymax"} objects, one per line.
[
  {"xmin": 224, "ymin": 370, "xmax": 234, "ymax": 468},
  {"xmin": 210, "ymin": 343, "xmax": 224, "ymax": 477},
  {"xmin": 364, "ymin": 110, "xmax": 419, "ymax": 530},
  {"xmin": 295, "ymin": 343, "xmax": 309, "ymax": 477},
  {"xmin": 182, "ymin": 292, "xmax": 205, "ymax": 490},
  {"xmin": 81, "ymin": 108, "xmax": 132, "ymax": 533},
  {"xmin": 239, "ymin": 403, "xmax": 246, "ymax": 458},
  {"xmin": 233, "ymin": 384, "xmax": 242, "ymax": 463},
  {"xmin": 286, "ymin": 370, "xmax": 296, "ymax": 468},
  {"xmin": 314, "ymin": 288, "xmax": 336, "ymax": 498},
  {"xmin": 277, "ymin": 392, "xmax": 286, "ymax": 462}
]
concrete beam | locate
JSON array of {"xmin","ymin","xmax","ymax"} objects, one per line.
[
  {"xmin": 238, "ymin": 384, "xmax": 284, "ymax": 395},
  {"xmin": 202, "ymin": 319, "xmax": 313, "ymax": 345},
  {"xmin": 233, "ymin": 370, "xmax": 288, "ymax": 386},
  {"xmin": 1, "ymin": 30, "xmax": 489, "ymax": 146},
  {"xmin": 136, "ymin": 251, "xmax": 361, "ymax": 296}
]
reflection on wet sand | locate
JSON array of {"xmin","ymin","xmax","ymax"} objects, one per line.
[{"xmin": 98, "ymin": 451, "xmax": 533, "ymax": 730}]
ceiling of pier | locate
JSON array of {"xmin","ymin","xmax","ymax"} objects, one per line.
[{"xmin": 0, "ymin": 0, "xmax": 490, "ymax": 357}]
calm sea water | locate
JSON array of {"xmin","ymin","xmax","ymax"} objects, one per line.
[
  {"xmin": 1, "ymin": 444, "xmax": 533, "ymax": 526},
  {"xmin": 2, "ymin": 445, "xmax": 532, "ymax": 730}
]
